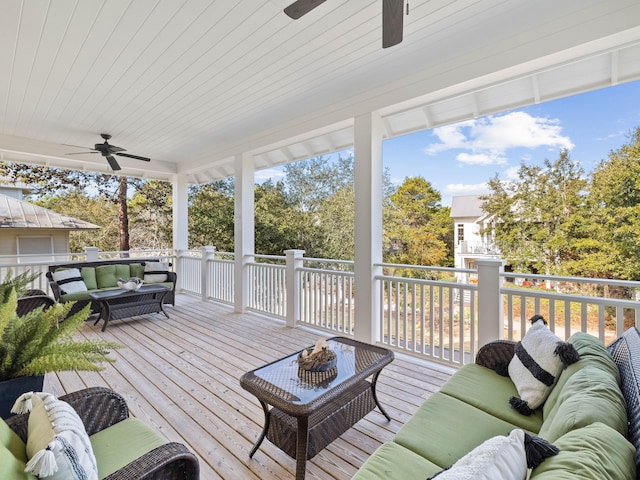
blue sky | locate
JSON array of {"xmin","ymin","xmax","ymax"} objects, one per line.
[{"xmin": 256, "ymin": 79, "xmax": 640, "ymax": 206}]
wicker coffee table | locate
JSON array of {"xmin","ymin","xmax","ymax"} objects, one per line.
[
  {"xmin": 90, "ymin": 284, "xmax": 170, "ymax": 331},
  {"xmin": 240, "ymin": 337, "xmax": 394, "ymax": 480}
]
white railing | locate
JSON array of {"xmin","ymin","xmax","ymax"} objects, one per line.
[
  {"xmin": 299, "ymin": 257, "xmax": 355, "ymax": 335},
  {"xmin": 4, "ymin": 247, "xmax": 640, "ymax": 369},
  {"xmin": 247, "ymin": 255, "xmax": 286, "ymax": 317}
]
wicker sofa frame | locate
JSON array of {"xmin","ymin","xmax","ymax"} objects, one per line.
[
  {"xmin": 476, "ymin": 329, "xmax": 640, "ymax": 476},
  {"xmin": 46, "ymin": 258, "xmax": 177, "ymax": 318},
  {"xmin": 4, "ymin": 387, "xmax": 198, "ymax": 480}
]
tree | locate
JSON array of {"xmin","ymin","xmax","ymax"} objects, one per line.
[
  {"xmin": 481, "ymin": 150, "xmax": 587, "ymax": 275},
  {"xmin": 583, "ymin": 127, "xmax": 640, "ymax": 279},
  {"xmin": 129, "ymin": 180, "xmax": 173, "ymax": 249},
  {"xmin": 188, "ymin": 180, "xmax": 235, "ymax": 251},
  {"xmin": 385, "ymin": 177, "xmax": 452, "ymax": 270}
]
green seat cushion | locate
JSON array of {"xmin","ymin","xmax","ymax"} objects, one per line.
[
  {"xmin": 0, "ymin": 418, "xmax": 26, "ymax": 462},
  {"xmin": 0, "ymin": 444, "xmax": 35, "ymax": 479},
  {"xmin": 440, "ymin": 363, "xmax": 543, "ymax": 433},
  {"xmin": 539, "ymin": 366, "xmax": 627, "ymax": 443},
  {"xmin": 95, "ymin": 265, "xmax": 118, "ymax": 289},
  {"xmin": 60, "ymin": 291, "xmax": 93, "ymax": 303},
  {"xmin": 394, "ymin": 392, "xmax": 520, "ymax": 467},
  {"xmin": 90, "ymin": 418, "xmax": 167, "ymax": 479},
  {"xmin": 129, "ymin": 263, "xmax": 144, "ymax": 279},
  {"xmin": 81, "ymin": 267, "xmax": 97, "ymax": 290},
  {"xmin": 353, "ymin": 442, "xmax": 442, "ymax": 480},
  {"xmin": 529, "ymin": 422, "xmax": 636, "ymax": 480}
]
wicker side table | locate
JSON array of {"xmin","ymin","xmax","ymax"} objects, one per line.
[{"xmin": 240, "ymin": 337, "xmax": 394, "ymax": 480}]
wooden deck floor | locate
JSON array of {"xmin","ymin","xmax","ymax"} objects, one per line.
[{"xmin": 47, "ymin": 294, "xmax": 454, "ymax": 480}]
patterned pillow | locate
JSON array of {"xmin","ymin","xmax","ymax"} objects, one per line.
[
  {"xmin": 143, "ymin": 262, "xmax": 169, "ymax": 283},
  {"xmin": 508, "ymin": 315, "xmax": 580, "ymax": 415},
  {"xmin": 427, "ymin": 429, "xmax": 558, "ymax": 480},
  {"xmin": 52, "ymin": 268, "xmax": 87, "ymax": 295},
  {"xmin": 13, "ymin": 392, "xmax": 97, "ymax": 480}
]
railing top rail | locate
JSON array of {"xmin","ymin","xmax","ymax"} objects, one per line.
[
  {"xmin": 377, "ymin": 274, "xmax": 478, "ymax": 288},
  {"xmin": 501, "ymin": 272, "xmax": 640, "ymax": 288},
  {"xmin": 501, "ymin": 286, "xmax": 640, "ymax": 308},
  {"xmin": 377, "ymin": 262, "xmax": 476, "ymax": 274},
  {"xmin": 246, "ymin": 261, "xmax": 286, "ymax": 270},
  {"xmin": 303, "ymin": 257, "xmax": 354, "ymax": 266},
  {"xmin": 299, "ymin": 266, "xmax": 355, "ymax": 276},
  {"xmin": 252, "ymin": 254, "xmax": 286, "ymax": 260}
]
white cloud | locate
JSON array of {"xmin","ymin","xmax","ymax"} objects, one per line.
[
  {"xmin": 456, "ymin": 152, "xmax": 507, "ymax": 165},
  {"xmin": 444, "ymin": 183, "xmax": 490, "ymax": 196},
  {"xmin": 254, "ymin": 168, "xmax": 285, "ymax": 183},
  {"xmin": 424, "ymin": 112, "xmax": 574, "ymax": 165}
]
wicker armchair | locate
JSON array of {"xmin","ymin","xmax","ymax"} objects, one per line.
[
  {"xmin": 475, "ymin": 339, "xmax": 517, "ymax": 376},
  {"xmin": 16, "ymin": 289, "xmax": 55, "ymax": 317},
  {"xmin": 4, "ymin": 387, "xmax": 199, "ymax": 480}
]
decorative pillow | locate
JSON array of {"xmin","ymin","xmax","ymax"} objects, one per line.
[
  {"xmin": 427, "ymin": 429, "xmax": 559, "ymax": 479},
  {"xmin": 12, "ymin": 392, "xmax": 97, "ymax": 480},
  {"xmin": 508, "ymin": 315, "xmax": 580, "ymax": 415},
  {"xmin": 144, "ymin": 262, "xmax": 169, "ymax": 283},
  {"xmin": 52, "ymin": 269, "xmax": 87, "ymax": 295}
]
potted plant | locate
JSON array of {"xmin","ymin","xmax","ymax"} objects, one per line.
[{"xmin": 0, "ymin": 271, "xmax": 121, "ymax": 418}]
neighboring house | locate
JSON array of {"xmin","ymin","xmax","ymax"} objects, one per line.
[
  {"xmin": 450, "ymin": 195, "xmax": 501, "ymax": 283},
  {"xmin": 0, "ymin": 184, "xmax": 99, "ymax": 261}
]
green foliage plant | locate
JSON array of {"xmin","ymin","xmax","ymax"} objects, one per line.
[{"xmin": 0, "ymin": 271, "xmax": 121, "ymax": 381}]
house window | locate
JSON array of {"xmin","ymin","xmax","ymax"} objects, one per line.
[
  {"xmin": 457, "ymin": 224, "xmax": 464, "ymax": 243},
  {"xmin": 16, "ymin": 236, "xmax": 54, "ymax": 263}
]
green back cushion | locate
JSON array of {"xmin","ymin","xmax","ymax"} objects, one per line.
[
  {"xmin": 530, "ymin": 422, "xmax": 635, "ymax": 480},
  {"xmin": 129, "ymin": 263, "xmax": 144, "ymax": 279},
  {"xmin": 95, "ymin": 265, "xmax": 118, "ymax": 288},
  {"xmin": 114, "ymin": 264, "xmax": 131, "ymax": 280},
  {"xmin": 0, "ymin": 418, "xmax": 26, "ymax": 462},
  {"xmin": 90, "ymin": 418, "xmax": 166, "ymax": 479},
  {"xmin": 81, "ymin": 267, "xmax": 97, "ymax": 290},
  {"xmin": 544, "ymin": 332, "xmax": 620, "ymax": 415},
  {"xmin": 0, "ymin": 444, "xmax": 34, "ymax": 479},
  {"xmin": 539, "ymin": 367, "xmax": 628, "ymax": 442}
]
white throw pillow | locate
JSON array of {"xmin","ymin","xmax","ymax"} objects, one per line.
[
  {"xmin": 52, "ymin": 268, "xmax": 88, "ymax": 295},
  {"xmin": 143, "ymin": 262, "xmax": 169, "ymax": 283},
  {"xmin": 429, "ymin": 429, "xmax": 527, "ymax": 480},
  {"xmin": 14, "ymin": 392, "xmax": 98, "ymax": 480},
  {"xmin": 508, "ymin": 315, "xmax": 580, "ymax": 415},
  {"xmin": 427, "ymin": 429, "xmax": 559, "ymax": 480}
]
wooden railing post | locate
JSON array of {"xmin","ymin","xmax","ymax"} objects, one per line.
[
  {"xmin": 476, "ymin": 258, "xmax": 505, "ymax": 348},
  {"xmin": 285, "ymin": 249, "xmax": 305, "ymax": 328},
  {"xmin": 201, "ymin": 246, "xmax": 216, "ymax": 301}
]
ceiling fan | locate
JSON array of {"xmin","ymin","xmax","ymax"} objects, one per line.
[
  {"xmin": 65, "ymin": 133, "xmax": 151, "ymax": 171},
  {"xmin": 284, "ymin": 0, "xmax": 405, "ymax": 48}
]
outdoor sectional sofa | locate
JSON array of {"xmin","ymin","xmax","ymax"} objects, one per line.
[
  {"xmin": 46, "ymin": 258, "xmax": 176, "ymax": 317},
  {"xmin": 353, "ymin": 327, "xmax": 640, "ymax": 479}
]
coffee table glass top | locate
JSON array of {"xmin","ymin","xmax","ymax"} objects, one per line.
[
  {"xmin": 89, "ymin": 284, "xmax": 170, "ymax": 299},
  {"xmin": 248, "ymin": 337, "xmax": 392, "ymax": 405}
]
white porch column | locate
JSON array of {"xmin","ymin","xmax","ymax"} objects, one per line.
[
  {"xmin": 285, "ymin": 249, "xmax": 305, "ymax": 328},
  {"xmin": 476, "ymin": 258, "xmax": 505, "ymax": 347},
  {"xmin": 234, "ymin": 153, "xmax": 255, "ymax": 313},
  {"xmin": 353, "ymin": 112, "xmax": 383, "ymax": 344},
  {"xmin": 172, "ymin": 174, "xmax": 189, "ymax": 251}
]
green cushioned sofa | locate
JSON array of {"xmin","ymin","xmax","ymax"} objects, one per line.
[
  {"xmin": 353, "ymin": 328, "xmax": 640, "ymax": 480},
  {"xmin": 1, "ymin": 387, "xmax": 198, "ymax": 479},
  {"xmin": 46, "ymin": 258, "xmax": 177, "ymax": 318}
]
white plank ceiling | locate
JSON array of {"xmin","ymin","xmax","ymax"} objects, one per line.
[{"xmin": 1, "ymin": 0, "xmax": 639, "ymax": 184}]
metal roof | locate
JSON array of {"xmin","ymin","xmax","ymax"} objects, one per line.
[{"xmin": 0, "ymin": 193, "xmax": 100, "ymax": 230}]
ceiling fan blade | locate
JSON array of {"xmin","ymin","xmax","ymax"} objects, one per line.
[
  {"xmin": 382, "ymin": 0, "xmax": 403, "ymax": 48},
  {"xmin": 106, "ymin": 155, "xmax": 121, "ymax": 171},
  {"xmin": 284, "ymin": 0, "xmax": 327, "ymax": 19},
  {"xmin": 65, "ymin": 151, "xmax": 100, "ymax": 155},
  {"xmin": 116, "ymin": 152, "xmax": 151, "ymax": 162}
]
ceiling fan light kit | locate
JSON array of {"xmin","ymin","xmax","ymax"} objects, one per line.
[
  {"xmin": 65, "ymin": 133, "xmax": 151, "ymax": 171},
  {"xmin": 284, "ymin": 0, "xmax": 405, "ymax": 48}
]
